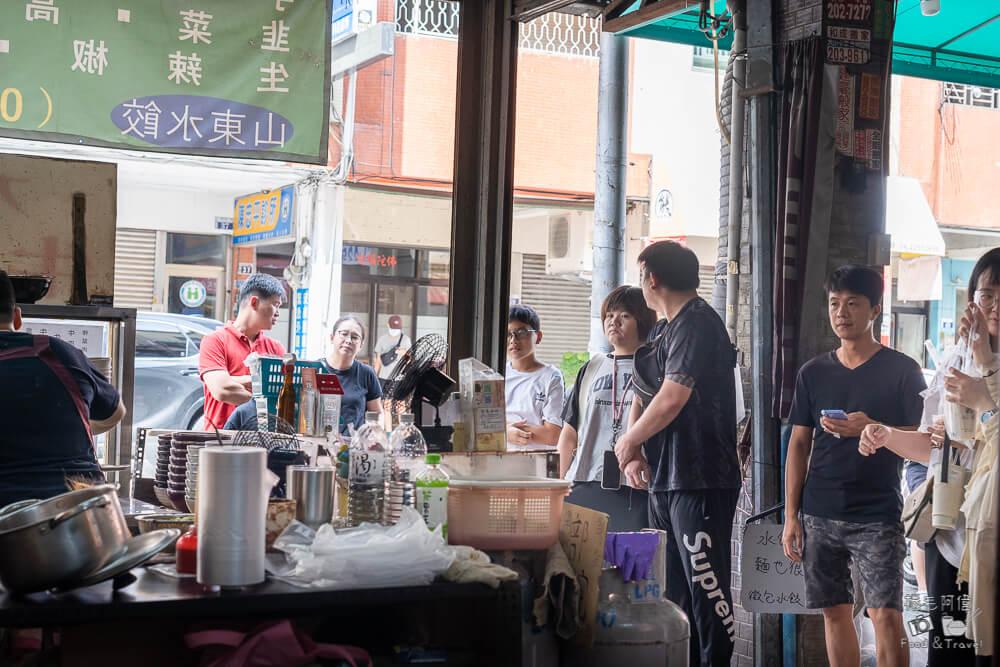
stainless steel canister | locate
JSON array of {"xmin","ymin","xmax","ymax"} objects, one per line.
[{"xmin": 285, "ymin": 466, "xmax": 335, "ymax": 529}]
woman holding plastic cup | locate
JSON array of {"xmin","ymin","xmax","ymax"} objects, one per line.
[{"xmin": 860, "ymin": 248, "xmax": 1000, "ymax": 665}]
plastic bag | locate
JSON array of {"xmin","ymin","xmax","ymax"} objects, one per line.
[
  {"xmin": 271, "ymin": 506, "xmax": 456, "ymax": 589},
  {"xmin": 926, "ymin": 332, "xmax": 979, "ymax": 444}
]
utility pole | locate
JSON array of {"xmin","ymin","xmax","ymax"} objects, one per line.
[{"xmin": 590, "ymin": 30, "xmax": 628, "ymax": 353}]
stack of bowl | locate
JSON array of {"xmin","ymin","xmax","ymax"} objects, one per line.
[
  {"xmin": 153, "ymin": 434, "xmax": 173, "ymax": 507},
  {"xmin": 184, "ymin": 444, "xmax": 204, "ymax": 512},
  {"xmin": 169, "ymin": 432, "xmax": 217, "ymax": 511}
]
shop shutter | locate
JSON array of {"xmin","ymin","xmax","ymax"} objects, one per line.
[
  {"xmin": 519, "ymin": 254, "xmax": 592, "ymax": 368},
  {"xmin": 698, "ymin": 265, "xmax": 715, "ymax": 303},
  {"xmin": 113, "ymin": 228, "xmax": 156, "ymax": 310}
]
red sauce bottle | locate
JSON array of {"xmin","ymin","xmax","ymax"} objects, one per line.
[{"xmin": 175, "ymin": 525, "xmax": 197, "ymax": 574}]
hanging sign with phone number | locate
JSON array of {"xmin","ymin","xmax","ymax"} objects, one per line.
[{"xmin": 826, "ymin": 0, "xmax": 871, "ymax": 23}]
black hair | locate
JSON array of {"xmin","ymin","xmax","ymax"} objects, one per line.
[
  {"xmin": 967, "ymin": 247, "xmax": 1000, "ymax": 303},
  {"xmin": 0, "ymin": 271, "xmax": 14, "ymax": 322},
  {"xmin": 331, "ymin": 315, "xmax": 366, "ymax": 342},
  {"xmin": 967, "ymin": 247, "xmax": 1000, "ymax": 350},
  {"xmin": 239, "ymin": 273, "xmax": 285, "ymax": 304},
  {"xmin": 824, "ymin": 265, "xmax": 883, "ymax": 307},
  {"xmin": 508, "ymin": 304, "xmax": 540, "ymax": 331},
  {"xmin": 601, "ymin": 285, "xmax": 657, "ymax": 341},
  {"xmin": 636, "ymin": 241, "xmax": 700, "ymax": 291}
]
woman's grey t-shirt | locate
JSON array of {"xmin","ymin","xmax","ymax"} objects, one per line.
[{"xmin": 562, "ymin": 354, "xmax": 634, "ymax": 483}]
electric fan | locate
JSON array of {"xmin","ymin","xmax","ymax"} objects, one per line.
[{"xmin": 381, "ymin": 333, "xmax": 456, "ymax": 450}]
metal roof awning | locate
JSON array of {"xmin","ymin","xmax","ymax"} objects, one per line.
[
  {"xmin": 886, "ymin": 176, "xmax": 945, "ymax": 256},
  {"xmin": 606, "ymin": 1, "xmax": 1000, "ymax": 88}
]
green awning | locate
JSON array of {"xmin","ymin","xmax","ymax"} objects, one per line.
[{"xmin": 613, "ymin": 1, "xmax": 1000, "ymax": 88}]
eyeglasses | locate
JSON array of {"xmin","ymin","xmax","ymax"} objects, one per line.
[
  {"xmin": 975, "ymin": 290, "xmax": 999, "ymax": 311},
  {"xmin": 334, "ymin": 330, "xmax": 362, "ymax": 343},
  {"xmin": 507, "ymin": 328, "xmax": 537, "ymax": 341}
]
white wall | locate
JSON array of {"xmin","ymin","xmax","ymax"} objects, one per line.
[{"xmin": 631, "ymin": 39, "xmax": 723, "ymax": 263}]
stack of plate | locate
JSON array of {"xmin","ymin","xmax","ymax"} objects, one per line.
[
  {"xmin": 185, "ymin": 444, "xmax": 205, "ymax": 512},
  {"xmin": 153, "ymin": 434, "xmax": 173, "ymax": 507}
]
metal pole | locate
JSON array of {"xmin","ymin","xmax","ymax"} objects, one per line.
[
  {"xmin": 590, "ymin": 31, "xmax": 628, "ymax": 354},
  {"xmin": 747, "ymin": 2, "xmax": 781, "ymax": 665},
  {"xmin": 724, "ymin": 2, "xmax": 747, "ymax": 343}
]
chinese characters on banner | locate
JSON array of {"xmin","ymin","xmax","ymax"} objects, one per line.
[
  {"xmin": 0, "ymin": 0, "xmax": 330, "ymax": 163},
  {"xmin": 824, "ymin": 0, "xmax": 891, "ymax": 172}
]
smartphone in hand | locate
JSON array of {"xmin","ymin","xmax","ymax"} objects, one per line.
[
  {"xmin": 602, "ymin": 450, "xmax": 622, "ymax": 490},
  {"xmin": 821, "ymin": 409, "xmax": 849, "ymax": 421}
]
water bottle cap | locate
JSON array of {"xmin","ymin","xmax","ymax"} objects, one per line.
[
  {"xmin": 425, "ymin": 454, "xmax": 441, "ymax": 464},
  {"xmin": 400, "ymin": 413, "xmax": 415, "ymax": 425},
  {"xmin": 365, "ymin": 411, "xmax": 379, "ymax": 422}
]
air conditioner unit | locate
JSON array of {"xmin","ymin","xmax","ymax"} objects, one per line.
[{"xmin": 546, "ymin": 212, "xmax": 592, "ymax": 277}]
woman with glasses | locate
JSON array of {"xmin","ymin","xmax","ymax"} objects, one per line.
[
  {"xmin": 321, "ymin": 316, "xmax": 383, "ymax": 435},
  {"xmin": 557, "ymin": 286, "xmax": 657, "ymax": 530},
  {"xmin": 861, "ymin": 248, "xmax": 1000, "ymax": 665}
]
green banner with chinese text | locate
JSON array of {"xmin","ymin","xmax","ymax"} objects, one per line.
[{"xmin": 0, "ymin": 0, "xmax": 331, "ymax": 163}]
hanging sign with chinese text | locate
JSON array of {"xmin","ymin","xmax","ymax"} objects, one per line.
[
  {"xmin": 233, "ymin": 185, "xmax": 295, "ymax": 245},
  {"xmin": 740, "ymin": 523, "xmax": 821, "ymax": 615},
  {"xmin": 0, "ymin": 0, "xmax": 331, "ymax": 163}
]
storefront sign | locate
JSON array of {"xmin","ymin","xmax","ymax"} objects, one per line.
[
  {"xmin": 835, "ymin": 67, "xmax": 855, "ymax": 155},
  {"xmin": 331, "ymin": 0, "xmax": 377, "ymax": 45},
  {"xmin": 0, "ymin": 0, "xmax": 332, "ymax": 163},
  {"xmin": 215, "ymin": 216, "xmax": 233, "ymax": 231},
  {"xmin": 233, "ymin": 185, "xmax": 295, "ymax": 245},
  {"xmin": 826, "ymin": 27, "xmax": 871, "ymax": 65},
  {"xmin": 858, "ymin": 73, "xmax": 881, "ymax": 120},
  {"xmin": 826, "ymin": 0, "xmax": 872, "ymax": 23},
  {"xmin": 179, "ymin": 279, "xmax": 207, "ymax": 308},
  {"xmin": 654, "ymin": 189, "xmax": 674, "ymax": 220}
]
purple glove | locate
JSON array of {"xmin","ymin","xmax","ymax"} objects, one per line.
[{"xmin": 604, "ymin": 532, "xmax": 660, "ymax": 582}]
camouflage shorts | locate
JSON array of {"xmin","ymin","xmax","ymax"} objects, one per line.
[{"xmin": 801, "ymin": 514, "xmax": 906, "ymax": 611}]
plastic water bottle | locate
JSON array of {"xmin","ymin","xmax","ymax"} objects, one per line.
[
  {"xmin": 385, "ymin": 414, "xmax": 427, "ymax": 524},
  {"xmin": 415, "ymin": 454, "xmax": 449, "ymax": 538},
  {"xmin": 348, "ymin": 411, "xmax": 390, "ymax": 526}
]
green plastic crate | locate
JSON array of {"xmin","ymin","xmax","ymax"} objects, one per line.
[{"xmin": 253, "ymin": 358, "xmax": 324, "ymax": 425}]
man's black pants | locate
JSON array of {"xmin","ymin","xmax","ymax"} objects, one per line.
[{"xmin": 648, "ymin": 487, "xmax": 740, "ymax": 667}]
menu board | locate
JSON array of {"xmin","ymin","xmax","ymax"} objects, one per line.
[{"xmin": 21, "ymin": 318, "xmax": 109, "ymax": 357}]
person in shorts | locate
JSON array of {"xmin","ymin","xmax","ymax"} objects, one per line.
[{"xmin": 782, "ymin": 266, "xmax": 925, "ymax": 667}]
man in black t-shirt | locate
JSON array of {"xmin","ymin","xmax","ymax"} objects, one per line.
[
  {"xmin": 783, "ymin": 266, "xmax": 924, "ymax": 667},
  {"xmin": 613, "ymin": 241, "xmax": 740, "ymax": 667}
]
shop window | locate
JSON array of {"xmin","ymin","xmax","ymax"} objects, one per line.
[
  {"xmin": 419, "ymin": 250, "xmax": 451, "ymax": 280},
  {"xmin": 343, "ymin": 245, "xmax": 417, "ymax": 279},
  {"xmin": 166, "ymin": 233, "xmax": 228, "ymax": 266},
  {"xmin": 417, "ymin": 285, "xmax": 449, "ymax": 340},
  {"xmin": 167, "ymin": 276, "xmax": 218, "ymax": 321},
  {"xmin": 376, "ymin": 284, "xmax": 415, "ymax": 341},
  {"xmin": 341, "ymin": 282, "xmax": 373, "ymax": 360}
]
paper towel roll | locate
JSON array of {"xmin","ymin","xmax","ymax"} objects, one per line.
[{"xmin": 197, "ymin": 447, "xmax": 268, "ymax": 587}]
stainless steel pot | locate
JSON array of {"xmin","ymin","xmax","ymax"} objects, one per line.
[{"xmin": 0, "ymin": 485, "xmax": 130, "ymax": 594}]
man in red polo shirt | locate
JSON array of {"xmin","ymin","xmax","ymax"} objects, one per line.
[{"xmin": 199, "ymin": 273, "xmax": 286, "ymax": 430}]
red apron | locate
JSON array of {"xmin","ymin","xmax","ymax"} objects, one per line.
[{"xmin": 0, "ymin": 335, "xmax": 95, "ymax": 449}]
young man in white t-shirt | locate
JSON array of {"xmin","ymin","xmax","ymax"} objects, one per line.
[{"xmin": 505, "ymin": 304, "xmax": 565, "ymax": 451}]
